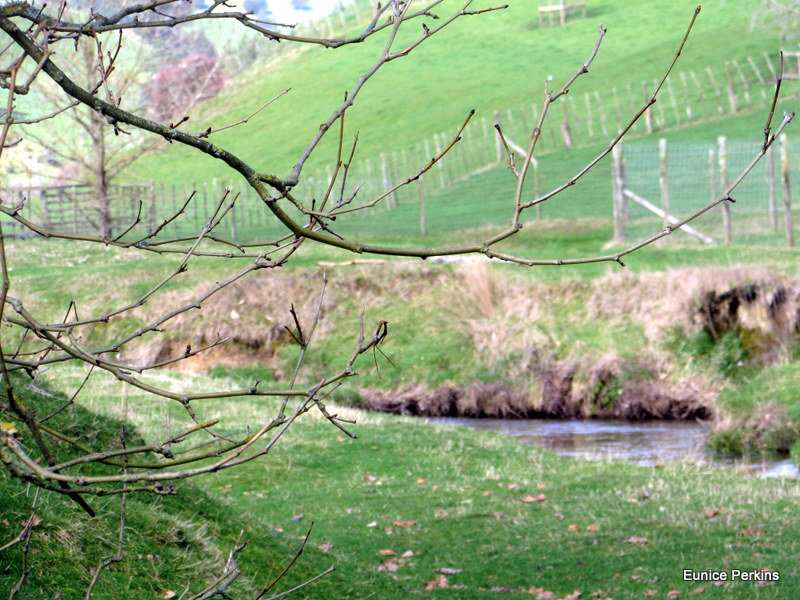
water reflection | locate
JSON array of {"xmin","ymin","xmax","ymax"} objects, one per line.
[{"xmin": 430, "ymin": 417, "xmax": 799, "ymax": 478}]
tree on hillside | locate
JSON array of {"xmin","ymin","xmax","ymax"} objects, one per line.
[
  {"xmin": 18, "ymin": 2, "xmax": 228, "ymax": 239},
  {"xmin": 0, "ymin": 1, "xmax": 791, "ymax": 597}
]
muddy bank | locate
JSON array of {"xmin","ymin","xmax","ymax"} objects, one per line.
[{"xmin": 360, "ymin": 359, "xmax": 712, "ymax": 421}]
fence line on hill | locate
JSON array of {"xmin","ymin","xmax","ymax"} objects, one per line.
[{"xmin": 2, "ymin": 135, "xmax": 798, "ymax": 247}]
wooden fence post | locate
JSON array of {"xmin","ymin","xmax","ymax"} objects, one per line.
[
  {"xmin": 718, "ymin": 136, "xmax": 732, "ymax": 244},
  {"xmin": 781, "ymin": 134, "xmax": 795, "ymax": 247},
  {"xmin": 560, "ymin": 100, "xmax": 572, "ymax": 148},
  {"xmin": 534, "ymin": 159, "xmax": 542, "ymax": 220},
  {"xmin": 611, "ymin": 86, "xmax": 623, "ymax": 133},
  {"xmin": 766, "ymin": 144, "xmax": 778, "ymax": 230},
  {"xmin": 642, "ymin": 81, "xmax": 653, "ymax": 134},
  {"xmin": 423, "ymin": 139, "xmax": 434, "ymax": 190},
  {"xmin": 733, "ymin": 60, "xmax": 751, "ymax": 105},
  {"xmin": 659, "ymin": 138, "xmax": 670, "ymax": 229},
  {"xmin": 690, "ymin": 71, "xmax": 708, "ymax": 119},
  {"xmin": 493, "ymin": 111, "xmax": 503, "ymax": 163},
  {"xmin": 505, "ymin": 109, "xmax": 516, "ymax": 141},
  {"xmin": 211, "ymin": 178, "xmax": 219, "ymax": 231},
  {"xmin": 748, "ymin": 55, "xmax": 766, "ymax": 84},
  {"xmin": 706, "ymin": 66, "xmax": 724, "ymax": 114},
  {"xmin": 228, "ymin": 185, "xmax": 237, "ymax": 240},
  {"xmin": 594, "ymin": 90, "xmax": 609, "ymax": 138},
  {"xmin": 653, "ymin": 78, "xmax": 666, "ymax": 128},
  {"xmin": 481, "ymin": 118, "xmax": 493, "ymax": 164},
  {"xmin": 724, "ymin": 62, "xmax": 738, "ymax": 114},
  {"xmin": 381, "ymin": 153, "xmax": 394, "ymax": 207},
  {"xmin": 584, "ymin": 92, "xmax": 594, "ymax": 138},
  {"xmin": 335, "ymin": 1, "xmax": 346, "ymax": 28},
  {"xmin": 708, "ymin": 148, "xmax": 717, "ymax": 233},
  {"xmin": 418, "ymin": 177, "xmax": 426, "ymax": 236},
  {"xmin": 680, "ymin": 72, "xmax": 692, "ymax": 120},
  {"xmin": 201, "ymin": 182, "xmax": 210, "ymax": 235},
  {"xmin": 149, "ymin": 185, "xmax": 157, "ymax": 231},
  {"xmin": 666, "ymin": 78, "xmax": 680, "ymax": 126},
  {"xmin": 763, "ymin": 52, "xmax": 778, "ymax": 82},
  {"xmin": 611, "ymin": 143, "xmax": 627, "ymax": 243}
]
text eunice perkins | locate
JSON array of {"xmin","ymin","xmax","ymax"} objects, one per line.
[{"xmin": 683, "ymin": 569, "xmax": 779, "ymax": 582}]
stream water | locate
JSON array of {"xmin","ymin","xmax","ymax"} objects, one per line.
[{"xmin": 429, "ymin": 417, "xmax": 799, "ymax": 478}]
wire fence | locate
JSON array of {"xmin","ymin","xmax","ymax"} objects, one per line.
[
  {"xmin": 618, "ymin": 136, "xmax": 796, "ymax": 246},
  {"xmin": 3, "ymin": 133, "xmax": 800, "ymax": 247}
]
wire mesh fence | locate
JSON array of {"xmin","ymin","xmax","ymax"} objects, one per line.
[{"xmin": 3, "ymin": 134, "xmax": 798, "ymax": 248}]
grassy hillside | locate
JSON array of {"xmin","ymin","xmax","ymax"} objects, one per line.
[
  {"xmin": 4, "ymin": 368, "xmax": 800, "ymax": 599},
  {"xmin": 129, "ymin": 0, "xmax": 791, "ymax": 186}
]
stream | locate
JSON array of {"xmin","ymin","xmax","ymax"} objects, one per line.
[{"xmin": 429, "ymin": 417, "xmax": 799, "ymax": 478}]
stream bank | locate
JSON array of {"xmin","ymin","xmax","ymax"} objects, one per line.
[{"xmin": 123, "ymin": 261, "xmax": 800, "ymax": 456}]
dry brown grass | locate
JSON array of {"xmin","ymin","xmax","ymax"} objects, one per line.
[
  {"xmin": 589, "ymin": 266, "xmax": 800, "ymax": 352},
  {"xmin": 124, "ymin": 264, "xmax": 447, "ymax": 372}
]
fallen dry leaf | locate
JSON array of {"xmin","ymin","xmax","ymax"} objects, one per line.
[
  {"xmin": 377, "ymin": 549, "xmax": 396, "ymax": 556},
  {"xmin": 703, "ymin": 509, "xmax": 719, "ymax": 518},
  {"xmin": 623, "ymin": 536, "xmax": 649, "ymax": 544},
  {"xmin": 742, "ymin": 528, "xmax": 764, "ymax": 536},
  {"xmin": 366, "ymin": 521, "xmax": 378, "ymax": 528},
  {"xmin": 643, "ymin": 591, "xmax": 657, "ymax": 597},
  {"xmin": 482, "ymin": 490, "xmax": 493, "ymax": 496},
  {"xmin": 563, "ymin": 591, "xmax": 581, "ymax": 600},
  {"xmin": 402, "ymin": 550, "xmax": 414, "ymax": 557},
  {"xmin": 586, "ymin": 524, "xmax": 599, "ymax": 531},
  {"xmin": 394, "ymin": 520, "xmax": 417, "ymax": 527},
  {"xmin": 318, "ymin": 543, "xmax": 334, "ymax": 552},
  {"xmin": 336, "ymin": 436, "xmax": 346, "ymax": 442},
  {"xmin": 537, "ymin": 483, "xmax": 547, "ymax": 489},
  {"xmin": 567, "ymin": 524, "xmax": 578, "ymax": 532},
  {"xmin": 438, "ymin": 567, "xmax": 462, "ymax": 574},
  {"xmin": 378, "ymin": 559, "xmax": 400, "ymax": 572},
  {"xmin": 163, "ymin": 591, "xmax": 176, "ymax": 599},
  {"xmin": 508, "ymin": 483, "xmax": 520, "ymax": 489},
  {"xmin": 417, "ymin": 478, "xmax": 426, "ymax": 483},
  {"xmin": 489, "ymin": 587, "xmax": 514, "ymax": 593},
  {"xmin": 424, "ymin": 575, "xmax": 449, "ymax": 590},
  {"xmin": 666, "ymin": 591, "xmax": 680, "ymax": 599},
  {"xmin": 521, "ymin": 494, "xmax": 546, "ymax": 503},
  {"xmin": 689, "ymin": 586, "xmax": 705, "ymax": 595},
  {"xmin": 527, "ymin": 588, "xmax": 556, "ymax": 599}
]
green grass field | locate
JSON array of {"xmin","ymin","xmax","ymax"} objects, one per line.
[
  {"xmin": 3, "ymin": 370, "xmax": 800, "ymax": 599},
  {"xmin": 122, "ymin": 0, "xmax": 792, "ymax": 185}
]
